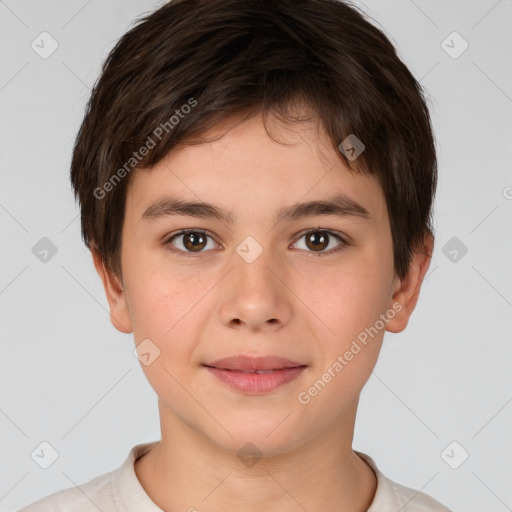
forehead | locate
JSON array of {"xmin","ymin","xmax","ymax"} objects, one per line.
[{"xmin": 125, "ymin": 112, "xmax": 387, "ymax": 226}]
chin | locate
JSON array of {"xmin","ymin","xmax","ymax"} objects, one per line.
[{"xmin": 211, "ymin": 419, "xmax": 307, "ymax": 459}]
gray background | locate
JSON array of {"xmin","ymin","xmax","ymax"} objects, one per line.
[{"xmin": 1, "ymin": 1, "xmax": 511, "ymax": 511}]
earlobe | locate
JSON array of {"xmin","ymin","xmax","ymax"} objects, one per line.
[
  {"xmin": 91, "ymin": 247, "xmax": 133, "ymax": 334},
  {"xmin": 385, "ymin": 234, "xmax": 434, "ymax": 334}
]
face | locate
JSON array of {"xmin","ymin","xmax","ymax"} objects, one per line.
[{"xmin": 95, "ymin": 111, "xmax": 429, "ymax": 457}]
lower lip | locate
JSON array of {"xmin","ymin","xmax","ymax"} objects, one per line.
[{"xmin": 205, "ymin": 366, "xmax": 306, "ymax": 394}]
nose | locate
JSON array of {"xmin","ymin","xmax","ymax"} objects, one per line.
[{"xmin": 218, "ymin": 244, "xmax": 293, "ymax": 333}]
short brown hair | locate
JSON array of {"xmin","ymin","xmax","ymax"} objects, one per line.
[{"xmin": 70, "ymin": 0, "xmax": 437, "ymax": 280}]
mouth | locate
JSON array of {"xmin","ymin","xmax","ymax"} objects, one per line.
[{"xmin": 202, "ymin": 355, "xmax": 307, "ymax": 394}]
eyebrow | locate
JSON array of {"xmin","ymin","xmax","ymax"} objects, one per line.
[{"xmin": 141, "ymin": 192, "xmax": 371, "ymax": 224}]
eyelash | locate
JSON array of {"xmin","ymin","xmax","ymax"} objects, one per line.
[{"xmin": 164, "ymin": 228, "xmax": 350, "ymax": 258}]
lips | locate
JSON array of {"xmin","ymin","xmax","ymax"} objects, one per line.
[
  {"xmin": 203, "ymin": 355, "xmax": 307, "ymax": 394},
  {"xmin": 204, "ymin": 355, "xmax": 305, "ymax": 372}
]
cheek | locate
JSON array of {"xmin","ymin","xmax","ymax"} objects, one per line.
[
  {"xmin": 293, "ymin": 254, "xmax": 391, "ymax": 340},
  {"xmin": 294, "ymin": 263, "xmax": 387, "ymax": 413},
  {"xmin": 125, "ymin": 266, "xmax": 204, "ymax": 396},
  {"xmin": 124, "ymin": 258, "xmax": 204, "ymax": 338},
  {"xmin": 290, "ymin": 253, "xmax": 392, "ymax": 402}
]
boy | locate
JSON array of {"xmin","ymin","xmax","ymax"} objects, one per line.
[{"xmin": 21, "ymin": 0, "xmax": 451, "ymax": 510}]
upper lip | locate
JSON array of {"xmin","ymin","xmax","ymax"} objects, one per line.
[{"xmin": 204, "ymin": 355, "xmax": 306, "ymax": 371}]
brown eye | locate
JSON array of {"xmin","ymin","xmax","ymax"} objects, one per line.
[
  {"xmin": 293, "ymin": 230, "xmax": 346, "ymax": 255},
  {"xmin": 305, "ymin": 231, "xmax": 329, "ymax": 251},
  {"xmin": 168, "ymin": 230, "xmax": 216, "ymax": 253},
  {"xmin": 183, "ymin": 232, "xmax": 207, "ymax": 251}
]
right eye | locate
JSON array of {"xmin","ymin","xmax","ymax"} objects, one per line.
[{"xmin": 166, "ymin": 229, "xmax": 219, "ymax": 255}]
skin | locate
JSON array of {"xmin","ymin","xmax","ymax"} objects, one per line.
[{"xmin": 92, "ymin": 110, "xmax": 433, "ymax": 512}]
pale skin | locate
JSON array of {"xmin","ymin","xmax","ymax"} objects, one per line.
[{"xmin": 92, "ymin": 110, "xmax": 433, "ymax": 512}]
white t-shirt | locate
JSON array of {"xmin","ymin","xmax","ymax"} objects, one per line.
[{"xmin": 19, "ymin": 442, "xmax": 451, "ymax": 511}]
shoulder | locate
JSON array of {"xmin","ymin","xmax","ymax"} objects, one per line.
[
  {"xmin": 18, "ymin": 442, "xmax": 158, "ymax": 512},
  {"xmin": 356, "ymin": 451, "xmax": 452, "ymax": 512},
  {"xmin": 385, "ymin": 478, "xmax": 452, "ymax": 511},
  {"xmin": 18, "ymin": 469, "xmax": 117, "ymax": 512}
]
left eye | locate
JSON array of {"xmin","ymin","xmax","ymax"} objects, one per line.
[{"xmin": 292, "ymin": 230, "xmax": 345, "ymax": 254}]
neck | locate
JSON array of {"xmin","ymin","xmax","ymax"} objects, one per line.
[{"xmin": 134, "ymin": 401, "xmax": 377, "ymax": 512}]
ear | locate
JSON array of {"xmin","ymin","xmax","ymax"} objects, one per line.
[
  {"xmin": 91, "ymin": 247, "xmax": 133, "ymax": 334},
  {"xmin": 385, "ymin": 233, "xmax": 434, "ymax": 333}
]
